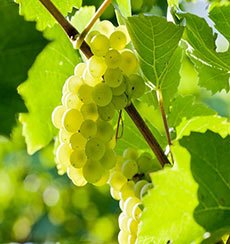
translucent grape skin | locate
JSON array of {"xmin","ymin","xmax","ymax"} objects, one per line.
[
  {"xmin": 100, "ymin": 149, "xmax": 117, "ymax": 169},
  {"xmin": 56, "ymin": 143, "xmax": 71, "ymax": 169},
  {"xmin": 83, "ymin": 159, "xmax": 104, "ymax": 183},
  {"xmin": 120, "ymin": 181, "xmax": 135, "ymax": 201},
  {"xmin": 112, "ymin": 94, "xmax": 128, "ymax": 110},
  {"xmin": 118, "ymin": 230, "xmax": 129, "ymax": 244},
  {"xmin": 87, "ymin": 56, "xmax": 107, "ymax": 78},
  {"xmin": 90, "ymin": 34, "xmax": 110, "ymax": 56},
  {"xmin": 78, "ymin": 84, "xmax": 93, "ymax": 104},
  {"xmin": 98, "ymin": 102, "xmax": 115, "ymax": 121},
  {"xmin": 69, "ymin": 131, "xmax": 87, "ymax": 150},
  {"xmin": 69, "ymin": 149, "xmax": 87, "ymax": 168},
  {"xmin": 67, "ymin": 166, "xmax": 87, "ymax": 187},
  {"xmin": 121, "ymin": 159, "xmax": 138, "ymax": 179},
  {"xmin": 123, "ymin": 148, "xmax": 138, "ymax": 161},
  {"xmin": 80, "ymin": 119, "xmax": 97, "ymax": 138},
  {"xmin": 74, "ymin": 63, "xmax": 87, "ymax": 77},
  {"xmin": 98, "ymin": 20, "xmax": 114, "ymax": 37},
  {"xmin": 134, "ymin": 179, "xmax": 149, "ymax": 199},
  {"xmin": 124, "ymin": 197, "xmax": 141, "ymax": 218},
  {"xmin": 86, "ymin": 30, "xmax": 100, "ymax": 44},
  {"xmin": 109, "ymin": 171, "xmax": 127, "ymax": 191},
  {"xmin": 127, "ymin": 74, "xmax": 145, "ymax": 99},
  {"xmin": 80, "ymin": 102, "xmax": 98, "ymax": 121},
  {"xmin": 105, "ymin": 49, "xmax": 121, "ymax": 68},
  {"xmin": 111, "ymin": 78, "xmax": 127, "ymax": 96},
  {"xmin": 104, "ymin": 68, "xmax": 123, "ymax": 88},
  {"xmin": 110, "ymin": 30, "xmax": 127, "ymax": 50},
  {"xmin": 52, "ymin": 105, "xmax": 66, "ymax": 129},
  {"xmin": 136, "ymin": 152, "xmax": 154, "ymax": 173},
  {"xmin": 85, "ymin": 137, "xmax": 105, "ymax": 160},
  {"xmin": 96, "ymin": 120, "xmax": 114, "ymax": 142},
  {"xmin": 140, "ymin": 182, "xmax": 153, "ymax": 200},
  {"xmin": 92, "ymin": 83, "xmax": 113, "ymax": 106},
  {"xmin": 62, "ymin": 108, "xmax": 83, "ymax": 133},
  {"xmin": 120, "ymin": 49, "xmax": 138, "ymax": 75},
  {"xmin": 66, "ymin": 75, "xmax": 83, "ymax": 93}
]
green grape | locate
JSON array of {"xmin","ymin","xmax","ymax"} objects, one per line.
[
  {"xmin": 66, "ymin": 75, "xmax": 83, "ymax": 93},
  {"xmin": 107, "ymin": 136, "xmax": 116, "ymax": 149},
  {"xmin": 120, "ymin": 181, "xmax": 135, "ymax": 201},
  {"xmin": 116, "ymin": 25, "xmax": 131, "ymax": 44},
  {"xmin": 128, "ymin": 234, "xmax": 136, "ymax": 244},
  {"xmin": 96, "ymin": 120, "xmax": 114, "ymax": 142},
  {"xmin": 131, "ymin": 0, "xmax": 143, "ymax": 12},
  {"xmin": 52, "ymin": 105, "xmax": 66, "ymax": 129},
  {"xmin": 59, "ymin": 128, "xmax": 71, "ymax": 144},
  {"xmin": 86, "ymin": 30, "xmax": 100, "ymax": 44},
  {"xmin": 62, "ymin": 108, "xmax": 83, "ymax": 132},
  {"xmin": 110, "ymin": 31, "xmax": 127, "ymax": 50},
  {"xmin": 119, "ymin": 198, "xmax": 125, "ymax": 211},
  {"xmin": 78, "ymin": 84, "xmax": 93, "ymax": 104},
  {"xmin": 92, "ymin": 83, "xmax": 113, "ymax": 106},
  {"xmin": 124, "ymin": 197, "xmax": 141, "ymax": 218},
  {"xmin": 118, "ymin": 212, "xmax": 126, "ymax": 224},
  {"xmin": 67, "ymin": 166, "xmax": 87, "ymax": 186},
  {"xmin": 70, "ymin": 131, "xmax": 87, "ymax": 150},
  {"xmin": 98, "ymin": 103, "xmax": 115, "ymax": 121},
  {"xmin": 62, "ymin": 91, "xmax": 69, "ymax": 105},
  {"xmin": 83, "ymin": 68, "xmax": 102, "ymax": 87},
  {"xmin": 85, "ymin": 137, "xmax": 105, "ymax": 160},
  {"xmin": 80, "ymin": 119, "xmax": 97, "ymax": 138},
  {"xmin": 123, "ymin": 148, "xmax": 138, "ymax": 160},
  {"xmin": 98, "ymin": 20, "xmax": 114, "ymax": 37},
  {"xmin": 109, "ymin": 171, "xmax": 127, "ymax": 191},
  {"xmin": 93, "ymin": 169, "xmax": 109, "ymax": 186},
  {"xmin": 56, "ymin": 143, "xmax": 71, "ymax": 169},
  {"xmin": 119, "ymin": 214, "xmax": 129, "ymax": 231},
  {"xmin": 120, "ymin": 50, "xmax": 138, "ymax": 75},
  {"xmin": 134, "ymin": 179, "xmax": 149, "ymax": 198},
  {"xmin": 140, "ymin": 183, "xmax": 153, "ymax": 200},
  {"xmin": 104, "ymin": 68, "xmax": 123, "ymax": 88},
  {"xmin": 83, "ymin": 159, "xmax": 104, "ymax": 183},
  {"xmin": 110, "ymin": 187, "xmax": 121, "ymax": 200},
  {"xmin": 64, "ymin": 92, "xmax": 83, "ymax": 109},
  {"xmin": 137, "ymin": 152, "xmax": 154, "ymax": 173},
  {"xmin": 105, "ymin": 49, "xmax": 121, "ymax": 68},
  {"xmin": 90, "ymin": 34, "xmax": 110, "ymax": 56},
  {"xmin": 111, "ymin": 78, "xmax": 127, "ymax": 96},
  {"xmin": 112, "ymin": 94, "xmax": 128, "ymax": 110},
  {"xmin": 115, "ymin": 156, "xmax": 124, "ymax": 171},
  {"xmin": 122, "ymin": 159, "xmax": 138, "ymax": 179},
  {"xmin": 74, "ymin": 63, "xmax": 87, "ymax": 77},
  {"xmin": 127, "ymin": 74, "xmax": 145, "ymax": 99},
  {"xmin": 118, "ymin": 230, "xmax": 129, "ymax": 244},
  {"xmin": 100, "ymin": 149, "xmax": 117, "ymax": 169},
  {"xmin": 70, "ymin": 149, "xmax": 87, "ymax": 168},
  {"xmin": 80, "ymin": 102, "xmax": 98, "ymax": 121},
  {"xmin": 87, "ymin": 56, "xmax": 107, "ymax": 78},
  {"xmin": 128, "ymin": 218, "xmax": 138, "ymax": 235},
  {"xmin": 132, "ymin": 202, "xmax": 142, "ymax": 221}
]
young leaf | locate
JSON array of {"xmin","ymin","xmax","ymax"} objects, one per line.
[
  {"xmin": 15, "ymin": 0, "xmax": 82, "ymax": 31},
  {"xmin": 182, "ymin": 13, "xmax": 230, "ymax": 94},
  {"xmin": 18, "ymin": 25, "xmax": 81, "ymax": 154},
  {"xmin": 0, "ymin": 0, "xmax": 47, "ymax": 136},
  {"xmin": 138, "ymin": 131, "xmax": 230, "ymax": 244},
  {"xmin": 112, "ymin": 0, "xmax": 131, "ymax": 18}
]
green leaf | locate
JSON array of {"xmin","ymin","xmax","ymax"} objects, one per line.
[
  {"xmin": 182, "ymin": 13, "xmax": 230, "ymax": 94},
  {"xmin": 168, "ymin": 95, "xmax": 216, "ymax": 128},
  {"xmin": 168, "ymin": 0, "xmax": 179, "ymax": 8},
  {"xmin": 18, "ymin": 25, "xmax": 81, "ymax": 154},
  {"xmin": 138, "ymin": 131, "xmax": 230, "ymax": 244},
  {"xmin": 209, "ymin": 3, "xmax": 230, "ymax": 42},
  {"xmin": 15, "ymin": 0, "xmax": 82, "ymax": 31},
  {"xmin": 0, "ymin": 0, "xmax": 47, "ymax": 136},
  {"xmin": 176, "ymin": 115, "xmax": 230, "ymax": 140},
  {"xmin": 126, "ymin": 15, "xmax": 184, "ymax": 88},
  {"xmin": 112, "ymin": 0, "xmax": 131, "ymax": 18}
]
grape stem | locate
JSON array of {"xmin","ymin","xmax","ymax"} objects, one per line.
[
  {"xmin": 115, "ymin": 110, "xmax": 123, "ymax": 140},
  {"xmin": 226, "ymin": 236, "xmax": 230, "ymax": 244},
  {"xmin": 157, "ymin": 89, "xmax": 174, "ymax": 164},
  {"xmin": 76, "ymin": 0, "xmax": 113, "ymax": 49},
  {"xmin": 38, "ymin": 0, "xmax": 170, "ymax": 167}
]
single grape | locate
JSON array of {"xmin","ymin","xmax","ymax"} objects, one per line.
[
  {"xmin": 100, "ymin": 149, "xmax": 117, "ymax": 169},
  {"xmin": 124, "ymin": 197, "xmax": 141, "ymax": 218},
  {"xmin": 120, "ymin": 181, "xmax": 135, "ymax": 201},
  {"xmin": 132, "ymin": 202, "xmax": 142, "ymax": 221},
  {"xmin": 83, "ymin": 159, "xmax": 104, "ymax": 183},
  {"xmin": 110, "ymin": 187, "xmax": 121, "ymax": 200},
  {"xmin": 109, "ymin": 171, "xmax": 127, "ymax": 191},
  {"xmin": 128, "ymin": 234, "xmax": 136, "ymax": 244},
  {"xmin": 52, "ymin": 105, "xmax": 66, "ymax": 129},
  {"xmin": 86, "ymin": 30, "xmax": 100, "ymax": 44},
  {"xmin": 62, "ymin": 108, "xmax": 83, "ymax": 132},
  {"xmin": 96, "ymin": 120, "xmax": 114, "ymax": 142},
  {"xmin": 137, "ymin": 152, "xmax": 154, "ymax": 173},
  {"xmin": 112, "ymin": 94, "xmax": 128, "ymax": 110},
  {"xmin": 140, "ymin": 183, "xmax": 153, "ymax": 200},
  {"xmin": 118, "ymin": 230, "xmax": 129, "ymax": 244},
  {"xmin": 78, "ymin": 84, "xmax": 93, "ymax": 104},
  {"xmin": 64, "ymin": 92, "xmax": 83, "ymax": 109},
  {"xmin": 122, "ymin": 159, "xmax": 138, "ymax": 179},
  {"xmin": 92, "ymin": 83, "xmax": 113, "ymax": 106},
  {"xmin": 59, "ymin": 128, "xmax": 71, "ymax": 144},
  {"xmin": 66, "ymin": 75, "xmax": 83, "ymax": 93},
  {"xmin": 119, "ymin": 214, "xmax": 129, "ymax": 231},
  {"xmin": 120, "ymin": 49, "xmax": 138, "ymax": 75},
  {"xmin": 98, "ymin": 103, "xmax": 115, "ymax": 121},
  {"xmin": 110, "ymin": 31, "xmax": 127, "ymax": 50},
  {"xmin": 70, "ymin": 149, "xmax": 87, "ymax": 168},
  {"xmin": 116, "ymin": 25, "xmax": 131, "ymax": 44},
  {"xmin": 127, "ymin": 74, "xmax": 145, "ymax": 99},
  {"xmin": 80, "ymin": 119, "xmax": 97, "ymax": 138},
  {"xmin": 115, "ymin": 156, "xmax": 124, "ymax": 171},
  {"xmin": 93, "ymin": 169, "xmax": 109, "ymax": 186},
  {"xmin": 80, "ymin": 102, "xmax": 98, "ymax": 121},
  {"xmin": 123, "ymin": 148, "xmax": 138, "ymax": 160},
  {"xmin": 98, "ymin": 20, "xmax": 114, "ymax": 37},
  {"xmin": 83, "ymin": 68, "xmax": 102, "ymax": 87},
  {"xmin": 90, "ymin": 34, "xmax": 110, "ymax": 56},
  {"xmin": 67, "ymin": 166, "xmax": 87, "ymax": 186},
  {"xmin": 74, "ymin": 63, "xmax": 87, "ymax": 77},
  {"xmin": 85, "ymin": 137, "xmax": 105, "ymax": 160},
  {"xmin": 134, "ymin": 179, "xmax": 149, "ymax": 198},
  {"xmin": 56, "ymin": 143, "xmax": 71, "ymax": 169},
  {"xmin": 119, "ymin": 198, "xmax": 125, "ymax": 211},
  {"xmin": 69, "ymin": 131, "xmax": 87, "ymax": 150},
  {"xmin": 87, "ymin": 56, "xmax": 107, "ymax": 78},
  {"xmin": 105, "ymin": 49, "xmax": 121, "ymax": 68},
  {"xmin": 104, "ymin": 68, "xmax": 123, "ymax": 88},
  {"xmin": 118, "ymin": 212, "xmax": 126, "ymax": 225},
  {"xmin": 111, "ymin": 78, "xmax": 127, "ymax": 96},
  {"xmin": 128, "ymin": 218, "xmax": 138, "ymax": 235}
]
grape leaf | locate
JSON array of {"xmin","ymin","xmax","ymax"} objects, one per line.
[
  {"xmin": 138, "ymin": 131, "xmax": 230, "ymax": 244},
  {"xmin": 0, "ymin": 0, "xmax": 47, "ymax": 136},
  {"xmin": 18, "ymin": 25, "xmax": 81, "ymax": 154},
  {"xmin": 15, "ymin": 0, "xmax": 82, "ymax": 31},
  {"xmin": 176, "ymin": 115, "xmax": 230, "ymax": 140},
  {"xmin": 112, "ymin": 0, "xmax": 131, "ymax": 18},
  {"xmin": 168, "ymin": 0, "xmax": 179, "ymax": 8},
  {"xmin": 182, "ymin": 13, "xmax": 230, "ymax": 94},
  {"xmin": 168, "ymin": 95, "xmax": 216, "ymax": 128}
]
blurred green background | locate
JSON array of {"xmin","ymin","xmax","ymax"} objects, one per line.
[{"xmin": 1, "ymin": 0, "xmax": 230, "ymax": 243}]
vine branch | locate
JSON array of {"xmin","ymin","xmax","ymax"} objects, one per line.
[{"xmin": 38, "ymin": 0, "xmax": 170, "ymax": 166}]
